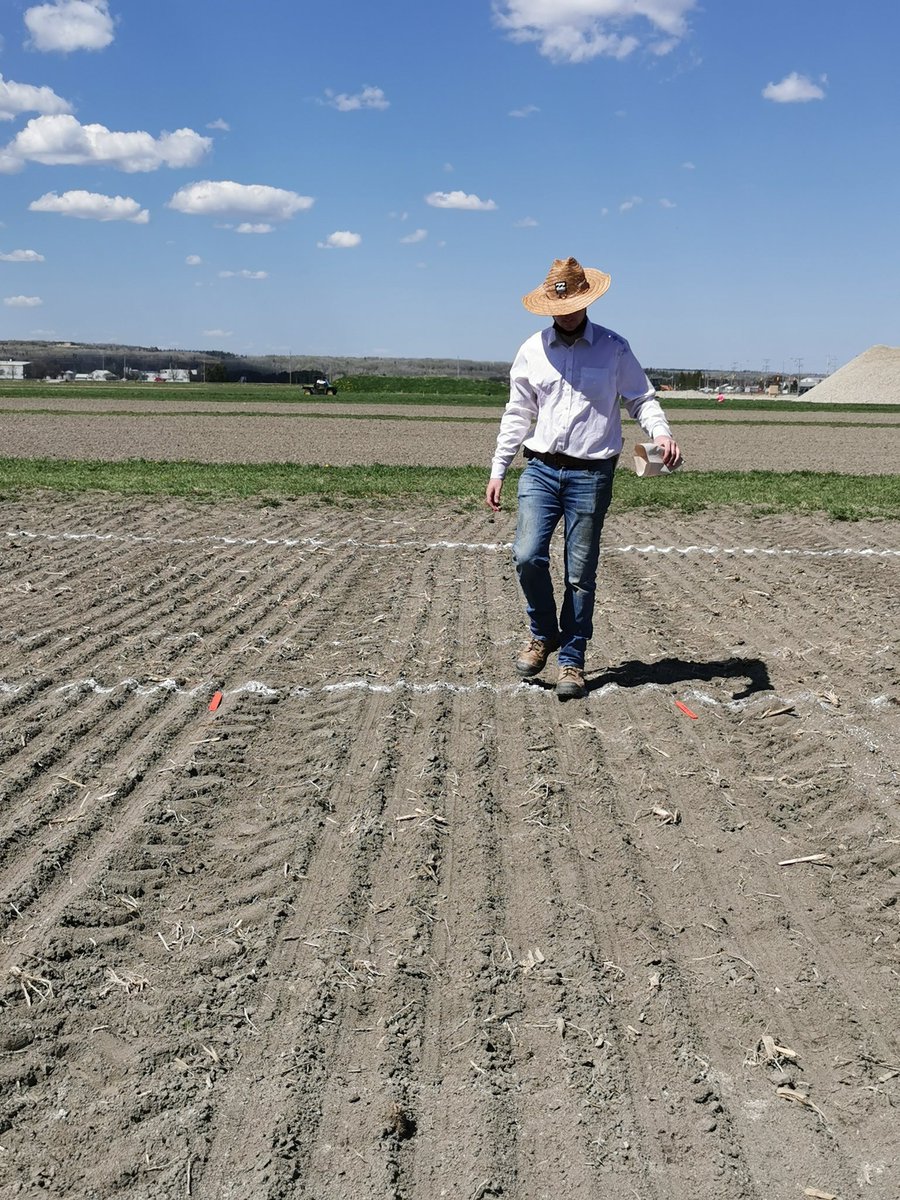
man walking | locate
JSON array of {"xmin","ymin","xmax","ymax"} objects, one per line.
[{"xmin": 485, "ymin": 256, "xmax": 681, "ymax": 699}]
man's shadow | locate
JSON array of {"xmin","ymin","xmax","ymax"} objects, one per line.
[
  {"xmin": 588, "ymin": 655, "xmax": 772, "ymax": 700},
  {"xmin": 524, "ymin": 655, "xmax": 771, "ymax": 701}
]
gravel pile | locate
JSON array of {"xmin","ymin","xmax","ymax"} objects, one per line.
[{"xmin": 800, "ymin": 344, "xmax": 900, "ymax": 404}]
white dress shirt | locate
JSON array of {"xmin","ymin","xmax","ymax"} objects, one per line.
[{"xmin": 490, "ymin": 320, "xmax": 673, "ymax": 479}]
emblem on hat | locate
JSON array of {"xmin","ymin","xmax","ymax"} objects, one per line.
[{"xmin": 521, "ymin": 256, "xmax": 612, "ymax": 316}]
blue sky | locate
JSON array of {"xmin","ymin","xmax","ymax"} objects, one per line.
[{"xmin": 0, "ymin": 0, "xmax": 897, "ymax": 372}]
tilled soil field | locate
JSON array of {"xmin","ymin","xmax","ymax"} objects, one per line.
[
  {"xmin": 0, "ymin": 404, "xmax": 898, "ymax": 471},
  {"xmin": 0, "ymin": 493, "xmax": 897, "ymax": 1199},
  {"xmin": 5, "ymin": 395, "xmax": 900, "ymax": 423}
]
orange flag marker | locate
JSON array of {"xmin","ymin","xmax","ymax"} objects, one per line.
[
  {"xmin": 675, "ymin": 700, "xmax": 698, "ymax": 720},
  {"xmin": 208, "ymin": 690, "xmax": 223, "ymax": 712}
]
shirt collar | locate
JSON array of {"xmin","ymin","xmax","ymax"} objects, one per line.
[{"xmin": 546, "ymin": 319, "xmax": 596, "ymax": 348}]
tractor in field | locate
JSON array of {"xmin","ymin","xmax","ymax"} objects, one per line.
[{"xmin": 300, "ymin": 377, "xmax": 337, "ymax": 396}]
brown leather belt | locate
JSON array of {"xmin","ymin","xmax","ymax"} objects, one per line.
[{"xmin": 523, "ymin": 447, "xmax": 611, "ymax": 471}]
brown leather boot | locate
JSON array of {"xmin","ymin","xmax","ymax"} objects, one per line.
[
  {"xmin": 556, "ymin": 665, "xmax": 586, "ymax": 699},
  {"xmin": 515, "ymin": 635, "xmax": 560, "ymax": 677}
]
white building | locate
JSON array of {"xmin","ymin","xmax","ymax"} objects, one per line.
[
  {"xmin": 142, "ymin": 368, "xmax": 191, "ymax": 383},
  {"xmin": 0, "ymin": 360, "xmax": 29, "ymax": 380},
  {"xmin": 798, "ymin": 375, "xmax": 826, "ymax": 395}
]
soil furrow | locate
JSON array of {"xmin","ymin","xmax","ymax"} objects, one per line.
[
  {"xmin": 580, "ymin": 684, "xmax": 896, "ymax": 1197},
  {"xmin": 192, "ymin": 562, "xmax": 452, "ymax": 1196},
  {"xmin": 0, "ymin": 689, "xmax": 208, "ymax": 973}
]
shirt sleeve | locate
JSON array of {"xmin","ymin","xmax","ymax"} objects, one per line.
[
  {"xmin": 617, "ymin": 340, "xmax": 673, "ymax": 441},
  {"xmin": 489, "ymin": 348, "xmax": 539, "ymax": 479}
]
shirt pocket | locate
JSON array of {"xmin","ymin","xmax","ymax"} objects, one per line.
[{"xmin": 579, "ymin": 367, "xmax": 615, "ymax": 401}]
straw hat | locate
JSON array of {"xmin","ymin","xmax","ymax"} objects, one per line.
[{"xmin": 522, "ymin": 256, "xmax": 611, "ymax": 316}]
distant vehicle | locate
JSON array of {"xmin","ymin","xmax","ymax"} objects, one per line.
[
  {"xmin": 700, "ymin": 386, "xmax": 714, "ymax": 393},
  {"xmin": 301, "ymin": 377, "xmax": 337, "ymax": 396}
]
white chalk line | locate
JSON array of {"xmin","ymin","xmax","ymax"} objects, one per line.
[
  {"xmin": 5, "ymin": 527, "xmax": 900, "ymax": 559},
  {"xmin": 0, "ymin": 674, "xmax": 892, "ymax": 724}
]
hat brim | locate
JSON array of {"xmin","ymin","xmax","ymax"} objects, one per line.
[{"xmin": 522, "ymin": 267, "xmax": 611, "ymax": 316}]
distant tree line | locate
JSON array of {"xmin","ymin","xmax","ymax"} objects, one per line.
[
  {"xmin": 1, "ymin": 340, "xmax": 749, "ymax": 391},
  {"xmin": 0, "ymin": 340, "xmax": 512, "ymax": 384}
]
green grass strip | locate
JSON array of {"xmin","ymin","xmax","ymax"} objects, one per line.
[
  {"xmin": 1, "ymin": 382, "xmax": 898, "ymax": 415},
  {"xmin": 1, "ymin": 458, "xmax": 898, "ymax": 521}
]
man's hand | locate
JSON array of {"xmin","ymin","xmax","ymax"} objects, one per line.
[
  {"xmin": 653, "ymin": 435, "xmax": 681, "ymax": 469},
  {"xmin": 485, "ymin": 477, "xmax": 504, "ymax": 512}
]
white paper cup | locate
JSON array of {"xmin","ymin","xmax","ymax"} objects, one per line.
[{"xmin": 633, "ymin": 442, "xmax": 684, "ymax": 477}]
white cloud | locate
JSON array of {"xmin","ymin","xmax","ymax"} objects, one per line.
[
  {"xmin": 0, "ymin": 148, "xmax": 24, "ymax": 173},
  {"xmin": 24, "ymin": 1, "xmax": 115, "ymax": 53},
  {"xmin": 443, "ymin": 162, "xmax": 454, "ymax": 172},
  {"xmin": 0, "ymin": 114, "xmax": 210, "ymax": 173},
  {"xmin": 29, "ymin": 189, "xmax": 149, "ymax": 222},
  {"xmin": 659, "ymin": 197, "xmax": 676, "ymax": 208},
  {"xmin": 323, "ymin": 85, "xmax": 389, "ymax": 112},
  {"xmin": 4, "ymin": 295, "xmax": 42, "ymax": 307},
  {"xmin": 168, "ymin": 181, "xmax": 314, "ymax": 221},
  {"xmin": 426, "ymin": 190, "xmax": 497, "ymax": 211},
  {"xmin": 399, "ymin": 228, "xmax": 427, "ymax": 244},
  {"xmin": 206, "ymin": 118, "xmax": 230, "ymax": 131},
  {"xmin": 235, "ymin": 222, "xmax": 273, "ymax": 234},
  {"xmin": 317, "ymin": 230, "xmax": 362, "ymax": 249},
  {"xmin": 185, "ymin": 254, "xmax": 202, "ymax": 266},
  {"xmin": 203, "ymin": 328, "xmax": 232, "ymax": 338},
  {"xmin": 0, "ymin": 74, "xmax": 72, "ymax": 121},
  {"xmin": 619, "ymin": 195, "xmax": 643, "ymax": 212},
  {"xmin": 509, "ymin": 104, "xmax": 539, "ymax": 118},
  {"xmin": 0, "ymin": 248, "xmax": 45, "ymax": 261},
  {"xmin": 218, "ymin": 269, "xmax": 268, "ymax": 279},
  {"xmin": 681, "ymin": 160, "xmax": 695, "ymax": 169},
  {"xmin": 763, "ymin": 72, "xmax": 826, "ymax": 103},
  {"xmin": 514, "ymin": 216, "xmax": 538, "ymax": 227},
  {"xmin": 494, "ymin": 0, "xmax": 696, "ymax": 64}
]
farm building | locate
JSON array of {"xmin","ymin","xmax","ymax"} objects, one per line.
[
  {"xmin": 798, "ymin": 375, "xmax": 825, "ymax": 394},
  {"xmin": 142, "ymin": 368, "xmax": 191, "ymax": 383},
  {"xmin": 0, "ymin": 360, "xmax": 29, "ymax": 380}
]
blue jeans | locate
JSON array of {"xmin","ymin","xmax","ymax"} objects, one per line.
[{"xmin": 513, "ymin": 456, "xmax": 616, "ymax": 668}]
